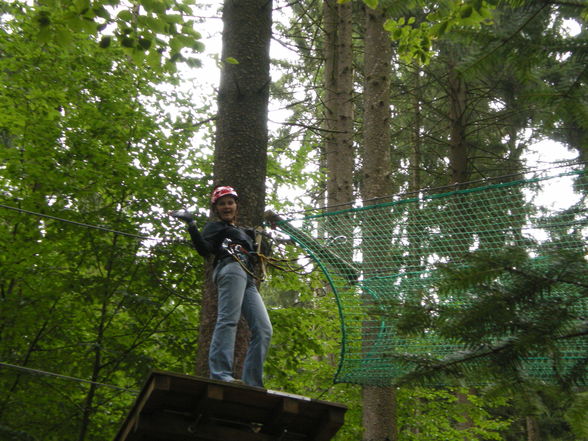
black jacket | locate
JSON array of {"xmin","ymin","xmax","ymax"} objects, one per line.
[{"xmin": 188, "ymin": 220, "xmax": 256, "ymax": 266}]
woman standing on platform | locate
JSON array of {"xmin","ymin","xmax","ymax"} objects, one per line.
[{"xmin": 170, "ymin": 186, "xmax": 272, "ymax": 387}]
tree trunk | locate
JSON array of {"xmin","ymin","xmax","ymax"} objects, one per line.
[
  {"xmin": 526, "ymin": 416, "xmax": 540, "ymax": 441},
  {"xmin": 447, "ymin": 58, "xmax": 468, "ymax": 187},
  {"xmin": 445, "ymin": 51, "xmax": 471, "ymax": 258},
  {"xmin": 195, "ymin": 0, "xmax": 272, "ymax": 378},
  {"xmin": 361, "ymin": 4, "xmax": 396, "ymax": 441},
  {"xmin": 411, "ymin": 64, "xmax": 422, "ymax": 193},
  {"xmin": 362, "ymin": 4, "xmax": 391, "ymax": 200},
  {"xmin": 323, "ymin": 0, "xmax": 354, "ymax": 211},
  {"xmin": 362, "ymin": 386, "xmax": 397, "ymax": 441}
]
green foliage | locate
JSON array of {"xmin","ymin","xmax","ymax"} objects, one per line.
[
  {"xmin": 261, "ymin": 256, "xmax": 363, "ymax": 440},
  {"xmin": 263, "ymin": 246, "xmax": 340, "ymax": 389},
  {"xmin": 0, "ymin": 5, "xmax": 211, "ymax": 439},
  {"xmin": 384, "ymin": 16, "xmax": 433, "ymax": 64},
  {"xmin": 2, "ymin": 0, "xmax": 587, "ymax": 439},
  {"xmin": 383, "ymin": 0, "xmax": 495, "ymax": 64},
  {"xmin": 0, "ymin": 425, "xmax": 38, "ymax": 441},
  {"xmin": 397, "ymin": 387, "xmax": 512, "ymax": 441},
  {"xmin": 390, "ymin": 235, "xmax": 588, "ymax": 389},
  {"xmin": 12, "ymin": 0, "xmax": 203, "ymax": 71},
  {"xmin": 565, "ymin": 391, "xmax": 588, "ymax": 439}
]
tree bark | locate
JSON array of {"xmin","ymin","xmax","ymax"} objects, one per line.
[
  {"xmin": 195, "ymin": 0, "xmax": 272, "ymax": 378},
  {"xmin": 445, "ymin": 50, "xmax": 471, "ymax": 258},
  {"xmin": 447, "ymin": 58, "xmax": 468, "ymax": 187},
  {"xmin": 526, "ymin": 415, "xmax": 540, "ymax": 441},
  {"xmin": 361, "ymin": 4, "xmax": 396, "ymax": 441},
  {"xmin": 323, "ymin": 0, "xmax": 354, "ymax": 211}
]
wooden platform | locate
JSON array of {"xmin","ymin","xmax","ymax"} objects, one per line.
[{"xmin": 114, "ymin": 371, "xmax": 347, "ymax": 441}]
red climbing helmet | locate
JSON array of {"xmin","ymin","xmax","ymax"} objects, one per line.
[{"xmin": 211, "ymin": 186, "xmax": 239, "ymax": 204}]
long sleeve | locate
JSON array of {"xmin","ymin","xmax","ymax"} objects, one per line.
[
  {"xmin": 187, "ymin": 220, "xmax": 256, "ymax": 263},
  {"xmin": 187, "ymin": 223, "xmax": 213, "ymax": 257}
]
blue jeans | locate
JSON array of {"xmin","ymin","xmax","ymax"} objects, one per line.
[{"xmin": 209, "ymin": 261, "xmax": 272, "ymax": 387}]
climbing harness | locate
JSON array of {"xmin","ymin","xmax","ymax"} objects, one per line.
[{"xmin": 221, "ymin": 229, "xmax": 317, "ymax": 282}]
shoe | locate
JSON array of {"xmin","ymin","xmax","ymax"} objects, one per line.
[{"xmin": 229, "ymin": 379, "xmax": 245, "ymax": 385}]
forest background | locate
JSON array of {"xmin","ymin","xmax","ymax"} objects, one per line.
[{"xmin": 1, "ymin": 0, "xmax": 587, "ymax": 440}]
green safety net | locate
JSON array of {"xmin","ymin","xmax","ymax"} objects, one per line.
[{"xmin": 271, "ymin": 168, "xmax": 588, "ymax": 386}]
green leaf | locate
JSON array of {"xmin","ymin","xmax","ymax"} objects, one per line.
[
  {"xmin": 182, "ymin": 24, "xmax": 201, "ymax": 39},
  {"xmin": 139, "ymin": 15, "xmax": 168, "ymax": 33},
  {"xmin": 141, "ymin": 0, "xmax": 167, "ymax": 14},
  {"xmin": 37, "ymin": 25, "xmax": 52, "ymax": 43},
  {"xmin": 138, "ymin": 38, "xmax": 152, "ymax": 50},
  {"xmin": 165, "ymin": 14, "xmax": 183, "ymax": 24},
  {"xmin": 99, "ymin": 35, "xmax": 112, "ymax": 48},
  {"xmin": 169, "ymin": 36, "xmax": 182, "ymax": 52},
  {"xmin": 93, "ymin": 5, "xmax": 111, "ymax": 20},
  {"xmin": 460, "ymin": 5, "xmax": 473, "ymax": 19},
  {"xmin": 434, "ymin": 20, "xmax": 450, "ymax": 36},
  {"xmin": 36, "ymin": 11, "xmax": 51, "ymax": 27},
  {"xmin": 191, "ymin": 41, "xmax": 205, "ymax": 52},
  {"xmin": 146, "ymin": 48, "xmax": 162, "ymax": 69},
  {"xmin": 121, "ymin": 36, "xmax": 135, "ymax": 48},
  {"xmin": 55, "ymin": 29, "xmax": 73, "ymax": 46},
  {"xmin": 383, "ymin": 19, "xmax": 396, "ymax": 32},
  {"xmin": 363, "ymin": 0, "xmax": 378, "ymax": 10},
  {"xmin": 225, "ymin": 56, "xmax": 239, "ymax": 64},
  {"xmin": 74, "ymin": 0, "xmax": 91, "ymax": 13},
  {"xmin": 130, "ymin": 49, "xmax": 146, "ymax": 64},
  {"xmin": 565, "ymin": 392, "xmax": 588, "ymax": 438},
  {"xmin": 117, "ymin": 10, "xmax": 133, "ymax": 22},
  {"xmin": 185, "ymin": 58, "xmax": 202, "ymax": 68}
]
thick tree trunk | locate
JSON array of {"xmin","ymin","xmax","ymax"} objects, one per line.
[
  {"xmin": 361, "ymin": 5, "xmax": 396, "ymax": 441},
  {"xmin": 362, "ymin": 5, "xmax": 391, "ymax": 199},
  {"xmin": 323, "ymin": 0, "xmax": 354, "ymax": 211},
  {"xmin": 195, "ymin": 0, "xmax": 272, "ymax": 378},
  {"xmin": 362, "ymin": 386, "xmax": 397, "ymax": 441},
  {"xmin": 213, "ymin": 0, "xmax": 272, "ymax": 223}
]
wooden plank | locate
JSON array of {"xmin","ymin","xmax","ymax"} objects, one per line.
[
  {"xmin": 188, "ymin": 384, "xmax": 225, "ymax": 434},
  {"xmin": 114, "ymin": 371, "xmax": 347, "ymax": 441},
  {"xmin": 266, "ymin": 397, "xmax": 299, "ymax": 435},
  {"xmin": 114, "ymin": 373, "xmax": 160, "ymax": 441},
  {"xmin": 309, "ymin": 408, "xmax": 347, "ymax": 441},
  {"xmin": 136, "ymin": 410, "xmax": 276, "ymax": 441}
]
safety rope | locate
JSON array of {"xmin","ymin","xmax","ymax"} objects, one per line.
[
  {"xmin": 0, "ymin": 362, "xmax": 138, "ymax": 394},
  {"xmin": 0, "ymin": 202, "xmax": 161, "ymax": 241},
  {"xmin": 222, "ymin": 239, "xmax": 316, "ymax": 282}
]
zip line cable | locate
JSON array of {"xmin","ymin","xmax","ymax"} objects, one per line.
[
  {"xmin": 0, "ymin": 203, "xmax": 161, "ymax": 242},
  {"xmin": 0, "ymin": 203, "xmax": 317, "ymax": 391},
  {"xmin": 0, "ymin": 201, "xmax": 318, "ymax": 276},
  {"xmin": 0, "ymin": 362, "xmax": 138, "ymax": 394},
  {"xmin": 4, "ymin": 161, "xmax": 584, "ymax": 232}
]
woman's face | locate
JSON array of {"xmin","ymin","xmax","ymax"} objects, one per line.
[{"xmin": 215, "ymin": 196, "xmax": 238, "ymax": 223}]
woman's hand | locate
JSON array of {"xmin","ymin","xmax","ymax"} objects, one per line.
[{"xmin": 169, "ymin": 210, "xmax": 195, "ymax": 224}]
